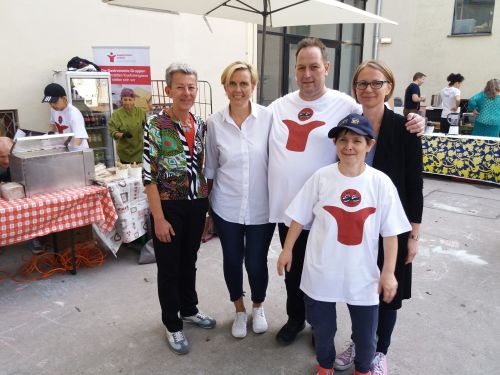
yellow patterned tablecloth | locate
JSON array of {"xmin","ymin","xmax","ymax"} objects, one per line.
[{"xmin": 422, "ymin": 134, "xmax": 500, "ymax": 185}]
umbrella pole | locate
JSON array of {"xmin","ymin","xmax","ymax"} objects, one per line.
[{"xmin": 258, "ymin": 1, "xmax": 268, "ymax": 104}]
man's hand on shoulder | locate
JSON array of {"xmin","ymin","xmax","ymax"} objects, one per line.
[{"xmin": 405, "ymin": 113, "xmax": 425, "ymax": 136}]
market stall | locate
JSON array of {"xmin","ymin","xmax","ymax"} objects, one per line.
[
  {"xmin": 0, "ymin": 185, "xmax": 116, "ymax": 246},
  {"xmin": 0, "ymin": 185, "xmax": 117, "ymax": 273},
  {"xmin": 422, "ymin": 133, "xmax": 500, "ymax": 185}
]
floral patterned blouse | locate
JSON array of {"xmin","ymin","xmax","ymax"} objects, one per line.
[{"xmin": 142, "ymin": 110, "xmax": 208, "ymax": 200}]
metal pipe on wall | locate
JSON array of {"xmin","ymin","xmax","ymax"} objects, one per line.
[{"xmin": 372, "ymin": 0, "xmax": 382, "ymax": 59}]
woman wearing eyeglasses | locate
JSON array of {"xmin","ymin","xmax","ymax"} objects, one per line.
[{"xmin": 334, "ymin": 60, "xmax": 423, "ymax": 375}]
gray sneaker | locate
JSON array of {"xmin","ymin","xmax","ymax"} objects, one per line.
[
  {"xmin": 166, "ymin": 329, "xmax": 190, "ymax": 355},
  {"xmin": 180, "ymin": 311, "xmax": 216, "ymax": 329}
]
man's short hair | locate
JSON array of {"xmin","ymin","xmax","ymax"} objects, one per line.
[
  {"xmin": 165, "ymin": 63, "xmax": 198, "ymax": 87},
  {"xmin": 296, "ymin": 37, "xmax": 328, "ymax": 63},
  {"xmin": 413, "ymin": 72, "xmax": 426, "ymax": 81}
]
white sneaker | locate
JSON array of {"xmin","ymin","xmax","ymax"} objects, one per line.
[
  {"xmin": 252, "ymin": 306, "xmax": 268, "ymax": 334},
  {"xmin": 165, "ymin": 329, "xmax": 190, "ymax": 355},
  {"xmin": 232, "ymin": 312, "xmax": 247, "ymax": 338}
]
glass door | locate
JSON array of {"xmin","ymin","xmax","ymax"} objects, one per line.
[{"xmin": 69, "ymin": 77, "xmax": 115, "ymax": 167}]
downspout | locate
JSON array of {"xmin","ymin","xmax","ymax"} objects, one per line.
[{"xmin": 372, "ymin": 0, "xmax": 382, "ymax": 59}]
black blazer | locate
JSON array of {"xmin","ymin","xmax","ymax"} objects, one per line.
[
  {"xmin": 373, "ymin": 106, "xmax": 423, "ymax": 224},
  {"xmin": 373, "ymin": 106, "xmax": 423, "ymax": 307}
]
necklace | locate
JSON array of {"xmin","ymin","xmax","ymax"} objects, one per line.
[{"xmin": 170, "ymin": 108, "xmax": 192, "ymax": 133}]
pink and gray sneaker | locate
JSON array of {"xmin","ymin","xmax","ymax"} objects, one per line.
[
  {"xmin": 371, "ymin": 352, "xmax": 388, "ymax": 375},
  {"xmin": 334, "ymin": 342, "xmax": 355, "ymax": 370}
]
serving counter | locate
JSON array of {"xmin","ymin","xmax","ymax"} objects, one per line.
[{"xmin": 421, "ymin": 133, "xmax": 500, "ymax": 185}]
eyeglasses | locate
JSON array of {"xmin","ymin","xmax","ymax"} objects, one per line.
[{"xmin": 354, "ymin": 80, "xmax": 389, "ymax": 90}]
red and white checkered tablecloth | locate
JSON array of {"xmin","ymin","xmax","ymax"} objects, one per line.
[{"xmin": 0, "ymin": 185, "xmax": 118, "ymax": 247}]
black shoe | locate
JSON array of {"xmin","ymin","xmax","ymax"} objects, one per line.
[{"xmin": 276, "ymin": 320, "xmax": 306, "ymax": 345}]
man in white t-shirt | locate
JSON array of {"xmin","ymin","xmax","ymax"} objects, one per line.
[
  {"xmin": 42, "ymin": 83, "xmax": 89, "ymax": 150},
  {"xmin": 269, "ymin": 37, "xmax": 424, "ymax": 345}
]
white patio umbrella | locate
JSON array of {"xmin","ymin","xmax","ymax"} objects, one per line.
[{"xmin": 103, "ymin": 0, "xmax": 397, "ymax": 100}]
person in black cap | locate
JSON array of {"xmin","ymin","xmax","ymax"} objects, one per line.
[
  {"xmin": 277, "ymin": 113, "xmax": 411, "ymax": 375},
  {"xmin": 42, "ymin": 83, "xmax": 89, "ymax": 150}
]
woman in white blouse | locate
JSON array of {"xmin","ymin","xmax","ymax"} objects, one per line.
[
  {"xmin": 439, "ymin": 73, "xmax": 464, "ymax": 133},
  {"xmin": 205, "ymin": 62, "xmax": 275, "ymax": 339}
]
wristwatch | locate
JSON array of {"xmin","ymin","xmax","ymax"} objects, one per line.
[{"xmin": 410, "ymin": 233, "xmax": 420, "ymax": 241}]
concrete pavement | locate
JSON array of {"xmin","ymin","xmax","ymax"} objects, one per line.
[{"xmin": 0, "ymin": 176, "xmax": 499, "ymax": 374}]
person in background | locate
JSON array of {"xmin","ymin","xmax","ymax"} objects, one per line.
[
  {"xmin": 468, "ymin": 78, "xmax": 500, "ymax": 137},
  {"xmin": 42, "ymin": 83, "xmax": 89, "ymax": 150},
  {"xmin": 0, "ymin": 136, "xmax": 45, "ymax": 254},
  {"xmin": 143, "ymin": 63, "xmax": 215, "ymax": 356},
  {"xmin": 277, "ymin": 113, "xmax": 411, "ymax": 375},
  {"xmin": 0, "ymin": 136, "xmax": 12, "ymax": 182},
  {"xmin": 268, "ymin": 37, "xmax": 425, "ymax": 346},
  {"xmin": 108, "ymin": 87, "xmax": 146, "ymax": 164},
  {"xmin": 439, "ymin": 73, "xmax": 465, "ymax": 134},
  {"xmin": 403, "ymin": 72, "xmax": 426, "ymax": 117},
  {"xmin": 334, "ymin": 60, "xmax": 423, "ymax": 375},
  {"xmin": 205, "ymin": 62, "xmax": 275, "ymax": 339}
]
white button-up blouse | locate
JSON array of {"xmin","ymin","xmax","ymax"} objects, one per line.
[{"xmin": 205, "ymin": 103, "xmax": 273, "ymax": 225}]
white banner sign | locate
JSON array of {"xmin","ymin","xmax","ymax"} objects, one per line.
[{"xmin": 92, "ymin": 46, "xmax": 152, "ymax": 111}]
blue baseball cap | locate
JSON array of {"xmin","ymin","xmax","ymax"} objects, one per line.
[{"xmin": 328, "ymin": 113, "xmax": 375, "ymax": 139}]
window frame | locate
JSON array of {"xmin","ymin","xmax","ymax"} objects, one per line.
[{"xmin": 450, "ymin": 0, "xmax": 495, "ymax": 36}]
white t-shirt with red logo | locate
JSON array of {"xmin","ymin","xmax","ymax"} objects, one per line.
[
  {"xmin": 268, "ymin": 89, "xmax": 360, "ymax": 229},
  {"xmin": 285, "ymin": 163, "xmax": 411, "ymax": 305},
  {"xmin": 50, "ymin": 104, "xmax": 89, "ymax": 150}
]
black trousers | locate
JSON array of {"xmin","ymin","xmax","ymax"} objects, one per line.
[
  {"xmin": 151, "ymin": 198, "xmax": 209, "ymax": 332},
  {"xmin": 278, "ymin": 223, "xmax": 310, "ymax": 324},
  {"xmin": 440, "ymin": 118, "xmax": 450, "ymax": 134}
]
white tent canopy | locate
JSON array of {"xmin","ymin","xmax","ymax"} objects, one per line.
[
  {"xmin": 103, "ymin": 0, "xmax": 397, "ymax": 100},
  {"xmin": 103, "ymin": 0, "xmax": 397, "ymax": 27}
]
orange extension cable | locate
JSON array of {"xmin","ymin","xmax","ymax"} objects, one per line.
[{"xmin": 1, "ymin": 241, "xmax": 107, "ymax": 282}]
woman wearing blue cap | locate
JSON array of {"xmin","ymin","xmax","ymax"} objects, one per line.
[{"xmin": 277, "ymin": 112, "xmax": 411, "ymax": 375}]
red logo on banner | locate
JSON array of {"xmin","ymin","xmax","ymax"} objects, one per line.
[{"xmin": 107, "ymin": 52, "xmax": 116, "ymax": 63}]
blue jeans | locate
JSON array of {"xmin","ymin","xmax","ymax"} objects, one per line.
[
  {"xmin": 211, "ymin": 211, "xmax": 275, "ymax": 303},
  {"xmin": 305, "ymin": 295, "xmax": 378, "ymax": 372}
]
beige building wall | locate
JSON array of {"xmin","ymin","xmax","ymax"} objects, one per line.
[
  {"xmin": 364, "ymin": 0, "xmax": 500, "ymax": 102},
  {"xmin": 0, "ymin": 0, "xmax": 252, "ymax": 131}
]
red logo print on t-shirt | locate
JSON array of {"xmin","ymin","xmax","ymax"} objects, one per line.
[
  {"xmin": 282, "ymin": 108, "xmax": 325, "ymax": 152},
  {"xmin": 55, "ymin": 115, "xmax": 69, "ymax": 134},
  {"xmin": 323, "ymin": 189, "xmax": 376, "ymax": 246}
]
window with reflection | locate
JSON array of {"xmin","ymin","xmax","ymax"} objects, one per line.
[{"xmin": 452, "ymin": 0, "xmax": 495, "ymax": 35}]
